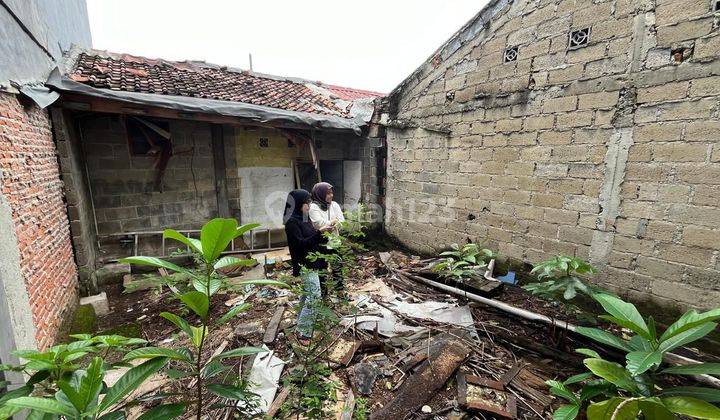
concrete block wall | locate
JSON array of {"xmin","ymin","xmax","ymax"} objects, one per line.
[
  {"xmin": 52, "ymin": 109, "xmax": 100, "ymax": 294},
  {"xmin": 385, "ymin": 0, "xmax": 720, "ymax": 311},
  {"xmin": 0, "ymin": 92, "xmax": 78, "ymax": 349},
  {"xmin": 79, "ymin": 116, "xmax": 219, "ymax": 239}
]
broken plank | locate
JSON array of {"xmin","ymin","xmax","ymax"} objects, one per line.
[
  {"xmin": 266, "ymin": 386, "xmax": 290, "ymax": 418},
  {"xmin": 369, "ymin": 340, "xmax": 470, "ymax": 420},
  {"xmin": 263, "ymin": 306, "xmax": 286, "ymax": 345},
  {"xmin": 338, "ymin": 389, "xmax": 355, "ymax": 420}
]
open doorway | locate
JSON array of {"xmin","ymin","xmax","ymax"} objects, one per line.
[{"xmin": 297, "ymin": 160, "xmax": 361, "ymax": 207}]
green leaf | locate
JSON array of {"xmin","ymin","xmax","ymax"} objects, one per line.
[
  {"xmin": 190, "ymin": 326, "xmax": 207, "ymax": 349},
  {"xmin": 216, "ymin": 303, "xmax": 251, "ymax": 325},
  {"xmin": 78, "ymin": 357, "xmax": 105, "ymax": 412},
  {"xmin": 576, "ymin": 348, "xmax": 601, "ymax": 358},
  {"xmin": 191, "ymin": 277, "xmax": 222, "ymax": 296},
  {"xmin": 546, "ymin": 380, "xmax": 577, "ymax": 403},
  {"xmin": 119, "ymin": 257, "xmax": 192, "ymax": 277},
  {"xmin": 136, "ymin": 403, "xmax": 185, "ymax": 420},
  {"xmin": 593, "ymin": 293, "xmax": 651, "ymax": 340},
  {"xmin": 212, "ymin": 346, "xmax": 266, "ymax": 361},
  {"xmin": 637, "ymin": 397, "xmax": 674, "ymax": 420},
  {"xmin": 552, "ymin": 404, "xmax": 579, "ymax": 420},
  {"xmin": 586, "ymin": 397, "xmax": 623, "ymax": 419},
  {"xmin": 662, "ymin": 396, "xmax": 720, "ymax": 419},
  {"xmin": 0, "ymin": 385, "xmax": 32, "ymax": 406},
  {"xmin": 0, "ymin": 404, "xmax": 23, "ymax": 419},
  {"xmin": 658, "ymin": 322, "xmax": 717, "ymax": 353},
  {"xmin": 626, "ymin": 350, "xmax": 662, "ymax": 376},
  {"xmin": 97, "ymin": 357, "xmax": 168, "ymax": 413},
  {"xmin": 202, "ymin": 361, "xmax": 231, "ymax": 379},
  {"xmin": 584, "ymin": 359, "xmax": 639, "ymax": 393},
  {"xmin": 57, "ymin": 379, "xmax": 83, "ymax": 412},
  {"xmin": 159, "ymin": 313, "xmax": 194, "ymax": 339},
  {"xmin": 123, "ymin": 347, "xmax": 192, "ymax": 363},
  {"xmin": 580, "ymin": 382, "xmax": 615, "ymax": 401},
  {"xmin": 575, "ymin": 327, "xmax": 633, "ymax": 352},
  {"xmin": 163, "ymin": 229, "xmax": 202, "ymax": 254},
  {"xmin": 236, "ymin": 223, "xmax": 261, "ymax": 238},
  {"xmin": 166, "ymin": 369, "xmax": 197, "ymax": 379},
  {"xmin": 660, "ymin": 309, "xmax": 720, "ymax": 343},
  {"xmin": 6, "ymin": 397, "xmax": 76, "ymax": 417},
  {"xmin": 660, "ymin": 387, "xmax": 720, "ymax": 403},
  {"xmin": 628, "ymin": 335, "xmax": 653, "ymax": 351},
  {"xmin": 200, "ymin": 218, "xmax": 240, "ymax": 263},
  {"xmin": 206, "ymin": 384, "xmax": 251, "ymax": 400},
  {"xmin": 662, "ymin": 363, "xmax": 720, "ymax": 376},
  {"xmin": 179, "ymin": 291, "xmax": 209, "ymax": 320},
  {"xmin": 564, "ymin": 372, "xmax": 594, "ymax": 385},
  {"xmin": 214, "ymin": 256, "xmax": 256, "ymax": 271}
]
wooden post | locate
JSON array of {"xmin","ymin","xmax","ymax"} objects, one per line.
[{"xmin": 211, "ymin": 124, "xmax": 230, "ymax": 218}]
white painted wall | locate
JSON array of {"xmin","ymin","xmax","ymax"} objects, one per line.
[
  {"xmin": 343, "ymin": 160, "xmax": 362, "ymax": 209},
  {"xmin": 238, "ymin": 166, "xmax": 294, "ymax": 229}
]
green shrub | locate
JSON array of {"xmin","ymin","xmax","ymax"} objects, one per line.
[{"xmin": 550, "ymin": 292, "xmax": 720, "ymax": 420}]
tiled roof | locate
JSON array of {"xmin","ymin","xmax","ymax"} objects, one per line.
[
  {"xmin": 322, "ymin": 84, "xmax": 384, "ymax": 101},
  {"xmin": 66, "ymin": 50, "xmax": 379, "ymax": 118}
]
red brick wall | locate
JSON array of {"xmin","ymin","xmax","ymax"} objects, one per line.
[{"xmin": 0, "ymin": 92, "xmax": 78, "ymax": 350}]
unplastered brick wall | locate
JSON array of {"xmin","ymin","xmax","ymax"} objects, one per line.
[
  {"xmin": 79, "ymin": 116, "xmax": 219, "ymax": 249},
  {"xmin": 0, "ymin": 92, "xmax": 78, "ymax": 349},
  {"xmin": 384, "ymin": 0, "xmax": 720, "ymax": 311}
]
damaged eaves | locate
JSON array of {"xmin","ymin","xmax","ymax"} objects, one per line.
[{"xmin": 48, "ymin": 68, "xmax": 369, "ymax": 135}]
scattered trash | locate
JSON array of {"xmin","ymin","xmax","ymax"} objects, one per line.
[
  {"xmin": 458, "ymin": 373, "xmax": 517, "ymax": 419},
  {"xmin": 352, "ymin": 363, "xmax": 380, "ymax": 395},
  {"xmin": 240, "ymin": 347, "xmax": 286, "ymax": 414},
  {"xmin": 326, "ymin": 337, "xmax": 361, "ymax": 366}
]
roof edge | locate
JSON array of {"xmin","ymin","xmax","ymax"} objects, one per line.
[
  {"xmin": 46, "ymin": 68, "xmax": 365, "ymax": 134},
  {"xmin": 63, "ymin": 45, "xmax": 384, "ymax": 99}
]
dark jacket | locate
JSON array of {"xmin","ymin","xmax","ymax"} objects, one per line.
[{"xmin": 285, "ymin": 217, "xmax": 327, "ymax": 276}]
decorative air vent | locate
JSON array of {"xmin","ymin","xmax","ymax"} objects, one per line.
[
  {"xmin": 569, "ymin": 28, "xmax": 591, "ymax": 49},
  {"xmin": 504, "ymin": 46, "xmax": 519, "ymax": 63},
  {"xmin": 258, "ymin": 138, "xmax": 269, "ymax": 148}
]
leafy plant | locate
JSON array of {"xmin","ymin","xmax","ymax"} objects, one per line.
[
  {"xmin": 354, "ymin": 396, "xmax": 369, "ymax": 420},
  {"xmin": 550, "ymin": 292, "xmax": 720, "ymax": 419},
  {"xmin": 309, "ymin": 205, "xmax": 369, "ymax": 288},
  {"xmin": 432, "ymin": 243, "xmax": 495, "ymax": 281},
  {"xmin": 0, "ymin": 334, "xmax": 165, "ymax": 419},
  {"xmin": 120, "ymin": 218, "xmax": 288, "ymax": 419},
  {"xmin": 524, "ymin": 255, "xmax": 601, "ymax": 302},
  {"xmin": 440, "ymin": 242, "xmax": 496, "ymax": 265}
]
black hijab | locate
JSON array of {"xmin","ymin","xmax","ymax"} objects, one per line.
[
  {"xmin": 283, "ymin": 189, "xmax": 312, "ymax": 224},
  {"xmin": 311, "ymin": 182, "xmax": 333, "ymax": 211}
]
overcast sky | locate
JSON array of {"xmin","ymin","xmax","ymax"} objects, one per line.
[{"xmin": 86, "ymin": 0, "xmax": 488, "ymax": 93}]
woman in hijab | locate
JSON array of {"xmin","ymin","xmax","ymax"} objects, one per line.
[
  {"xmin": 309, "ymin": 182, "xmax": 345, "ymax": 231},
  {"xmin": 283, "ymin": 189, "xmax": 334, "ymax": 344}
]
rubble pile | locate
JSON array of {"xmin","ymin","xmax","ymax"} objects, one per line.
[{"xmin": 103, "ymin": 248, "xmax": 622, "ymax": 419}]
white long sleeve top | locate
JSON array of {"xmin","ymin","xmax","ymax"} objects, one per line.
[{"xmin": 309, "ymin": 201, "xmax": 345, "ymax": 230}]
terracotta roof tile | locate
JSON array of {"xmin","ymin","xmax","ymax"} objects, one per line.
[{"xmin": 67, "ymin": 51, "xmax": 377, "ymax": 118}]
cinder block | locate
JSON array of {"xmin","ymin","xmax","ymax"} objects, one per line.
[{"xmin": 80, "ymin": 292, "xmax": 111, "ymax": 316}]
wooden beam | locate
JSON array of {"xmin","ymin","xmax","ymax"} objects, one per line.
[
  {"xmin": 263, "ymin": 306, "xmax": 285, "ymax": 345},
  {"xmin": 211, "ymin": 124, "xmax": 230, "ymax": 218}
]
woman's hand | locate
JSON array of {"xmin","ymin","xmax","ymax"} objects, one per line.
[{"xmin": 319, "ymin": 224, "xmax": 335, "ymax": 232}]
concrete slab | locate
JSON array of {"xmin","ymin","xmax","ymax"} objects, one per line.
[{"xmin": 80, "ymin": 292, "xmax": 110, "ymax": 316}]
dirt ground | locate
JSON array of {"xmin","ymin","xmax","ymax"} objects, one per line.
[{"xmin": 93, "ymin": 240, "xmax": 716, "ymax": 419}]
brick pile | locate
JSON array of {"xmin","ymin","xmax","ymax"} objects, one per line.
[{"xmin": 0, "ymin": 92, "xmax": 78, "ymax": 349}]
